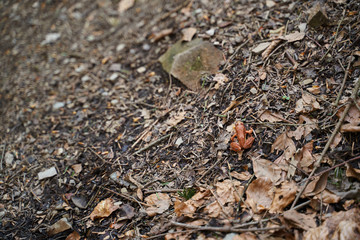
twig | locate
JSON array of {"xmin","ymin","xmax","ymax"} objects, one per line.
[
  {"xmin": 196, "ymin": 157, "xmax": 225, "ymax": 183},
  {"xmin": 133, "ymin": 133, "xmax": 172, "ymax": 155},
  {"xmin": 291, "ymin": 77, "xmax": 360, "ymax": 209},
  {"xmin": 300, "ymin": 154, "xmax": 360, "ymax": 184},
  {"xmin": 222, "ymin": 40, "xmax": 250, "ymax": 71},
  {"xmin": 262, "ymin": 41, "xmax": 286, "ymax": 68},
  {"xmin": 170, "ymin": 221, "xmax": 285, "ymax": 233},
  {"xmin": 146, "ymin": 230, "xmax": 195, "ymax": 240},
  {"xmin": 144, "ymin": 189, "xmax": 183, "ymax": 194},
  {"xmin": 102, "ymin": 187, "xmax": 150, "ymax": 209},
  {"xmin": 129, "ymin": 119, "xmax": 160, "ymax": 151},
  {"xmin": 209, "ymin": 188, "xmax": 231, "ymax": 218},
  {"xmin": 159, "ymin": 0, "xmax": 190, "ymax": 21},
  {"xmin": 334, "ymin": 56, "xmax": 354, "ymax": 107},
  {"xmin": 320, "ymin": 9, "xmax": 346, "ymax": 62},
  {"xmin": 285, "ymin": 50, "xmax": 299, "ymax": 70},
  {"xmin": 88, "ymin": 147, "xmax": 107, "ymax": 164}
]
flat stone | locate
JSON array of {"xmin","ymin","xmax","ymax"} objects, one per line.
[
  {"xmin": 38, "ymin": 167, "xmax": 57, "ymax": 180},
  {"xmin": 71, "ymin": 196, "xmax": 87, "ymax": 209},
  {"xmin": 160, "ymin": 39, "xmax": 223, "ymax": 91}
]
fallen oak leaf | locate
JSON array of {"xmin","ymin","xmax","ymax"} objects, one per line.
[
  {"xmin": 259, "ymin": 110, "xmax": 285, "ymax": 123},
  {"xmin": 145, "ymin": 193, "xmax": 172, "ymax": 217}
]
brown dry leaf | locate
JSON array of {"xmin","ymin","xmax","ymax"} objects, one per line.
[
  {"xmin": 212, "ymin": 73, "xmax": 229, "ymax": 90},
  {"xmin": 346, "ymin": 164, "xmax": 360, "ymax": 181},
  {"xmin": 271, "ymin": 130, "xmax": 296, "ymax": 160},
  {"xmin": 71, "ymin": 164, "xmax": 82, "ymax": 174},
  {"xmin": 252, "ymin": 158, "xmax": 282, "ymax": 184},
  {"xmin": 149, "ymin": 28, "xmax": 173, "ymax": 42},
  {"xmin": 215, "ymin": 179, "xmax": 244, "ymax": 204},
  {"xmin": 269, "ymin": 181, "xmax": 297, "ymax": 213},
  {"xmin": 283, "ymin": 31, "xmax": 305, "ymax": 42},
  {"xmin": 313, "ymin": 189, "xmax": 341, "ymax": 204},
  {"xmin": 144, "ymin": 193, "xmax": 172, "ymax": 217},
  {"xmin": 173, "ymin": 189, "xmax": 210, "ymax": 218},
  {"xmin": 203, "ymin": 201, "xmax": 223, "ymax": 218},
  {"xmin": 303, "ymin": 208, "xmax": 360, "ymax": 240},
  {"xmin": 89, "ymin": 198, "xmax": 119, "ymax": 221},
  {"xmin": 259, "ymin": 110, "xmax": 284, "ymax": 123},
  {"xmin": 340, "ymin": 123, "xmax": 360, "ymax": 132},
  {"xmin": 245, "ymin": 177, "xmax": 273, "ymax": 213},
  {"xmin": 118, "ymin": 0, "xmax": 135, "ymax": 13},
  {"xmin": 181, "ymin": 27, "xmax": 197, "ymax": 42},
  {"xmin": 165, "ymin": 220, "xmax": 207, "ymax": 240},
  {"xmin": 295, "ymin": 92, "xmax": 321, "ymax": 113},
  {"xmin": 230, "ymin": 171, "xmax": 252, "ymax": 181},
  {"xmin": 294, "ymin": 141, "xmax": 315, "ymax": 173},
  {"xmin": 330, "ymin": 132, "xmax": 342, "ymax": 149},
  {"xmin": 47, "ymin": 218, "xmax": 72, "ymax": 236},
  {"xmin": 65, "ymin": 231, "xmax": 81, "ymax": 240},
  {"xmin": 262, "ymin": 39, "xmax": 282, "ymax": 59},
  {"xmin": 231, "ymin": 232, "xmax": 257, "ymax": 240},
  {"xmin": 303, "ymin": 172, "xmax": 329, "ymax": 197},
  {"xmin": 307, "ymin": 85, "xmax": 321, "ymax": 95},
  {"xmin": 165, "ymin": 111, "xmax": 185, "ymax": 129},
  {"xmin": 283, "ymin": 209, "xmax": 317, "ymax": 230},
  {"xmin": 252, "ymin": 42, "xmax": 271, "ymax": 54},
  {"xmin": 174, "ymin": 200, "xmax": 197, "ymax": 217},
  {"xmin": 137, "ymin": 188, "xmax": 143, "ymax": 201},
  {"xmin": 288, "ymin": 115, "xmax": 318, "ymax": 140},
  {"xmin": 337, "ymin": 99, "xmax": 360, "ymax": 124}
]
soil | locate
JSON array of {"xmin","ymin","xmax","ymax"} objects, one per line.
[{"xmin": 1, "ymin": 0, "xmax": 360, "ymax": 239}]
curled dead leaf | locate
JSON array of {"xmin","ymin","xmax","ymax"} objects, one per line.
[
  {"xmin": 303, "ymin": 172, "xmax": 329, "ymax": 197},
  {"xmin": 346, "ymin": 163, "xmax": 360, "ymax": 181},
  {"xmin": 90, "ymin": 198, "xmax": 119, "ymax": 221},
  {"xmin": 295, "ymin": 92, "xmax": 321, "ymax": 113},
  {"xmin": 303, "ymin": 208, "xmax": 360, "ymax": 240},
  {"xmin": 230, "ymin": 171, "xmax": 252, "ymax": 181}
]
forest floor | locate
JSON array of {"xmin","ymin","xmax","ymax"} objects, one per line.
[{"xmin": 1, "ymin": 0, "xmax": 360, "ymax": 239}]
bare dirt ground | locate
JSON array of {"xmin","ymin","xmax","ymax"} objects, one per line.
[{"xmin": 1, "ymin": 0, "xmax": 360, "ymax": 239}]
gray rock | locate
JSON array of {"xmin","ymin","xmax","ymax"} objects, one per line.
[
  {"xmin": 38, "ymin": 167, "xmax": 57, "ymax": 180},
  {"xmin": 5, "ymin": 152, "xmax": 14, "ymax": 166}
]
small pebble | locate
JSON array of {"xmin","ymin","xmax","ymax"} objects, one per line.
[
  {"xmin": 53, "ymin": 102, "xmax": 65, "ymax": 110},
  {"xmin": 116, "ymin": 44, "xmax": 126, "ymax": 52},
  {"xmin": 137, "ymin": 66, "xmax": 146, "ymax": 73},
  {"xmin": 38, "ymin": 167, "xmax": 57, "ymax": 180},
  {"xmin": 5, "ymin": 152, "xmax": 14, "ymax": 166},
  {"xmin": 206, "ymin": 28, "xmax": 215, "ymax": 36}
]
